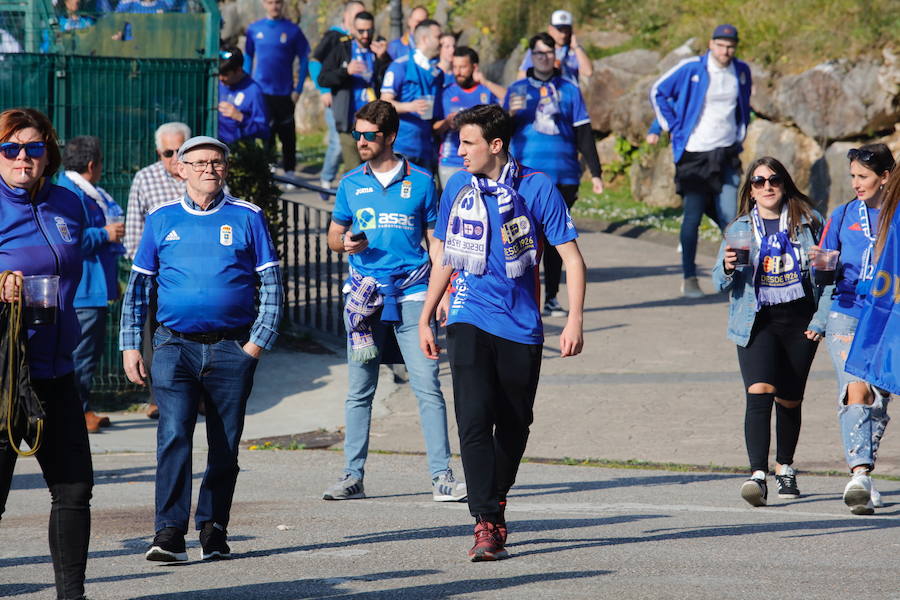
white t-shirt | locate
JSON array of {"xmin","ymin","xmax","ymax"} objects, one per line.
[
  {"xmin": 372, "ymin": 159, "xmax": 404, "ymax": 188},
  {"xmin": 685, "ymin": 59, "xmax": 739, "ymax": 152}
]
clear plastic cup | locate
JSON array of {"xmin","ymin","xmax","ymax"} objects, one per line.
[
  {"xmin": 811, "ymin": 248, "xmax": 840, "ymax": 285},
  {"xmin": 22, "ymin": 274, "xmax": 59, "ymax": 327},
  {"xmin": 508, "ymin": 90, "xmax": 527, "ymax": 114},
  {"xmin": 419, "ymin": 94, "xmax": 435, "ymax": 120},
  {"xmin": 107, "ymin": 215, "xmax": 124, "ymax": 225},
  {"xmin": 725, "ymin": 229, "xmax": 752, "ymax": 267}
]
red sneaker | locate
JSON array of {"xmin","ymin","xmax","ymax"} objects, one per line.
[
  {"xmin": 497, "ymin": 500, "xmax": 507, "ymax": 546},
  {"xmin": 468, "ymin": 519, "xmax": 508, "ymax": 562}
]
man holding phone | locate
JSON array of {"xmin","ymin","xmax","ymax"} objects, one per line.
[{"xmin": 323, "ymin": 100, "xmax": 466, "ymax": 503}]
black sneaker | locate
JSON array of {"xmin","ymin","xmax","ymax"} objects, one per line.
[
  {"xmin": 775, "ymin": 465, "xmax": 800, "ymax": 499},
  {"xmin": 200, "ymin": 522, "xmax": 231, "ymax": 560},
  {"xmin": 740, "ymin": 477, "xmax": 768, "ymax": 507},
  {"xmin": 146, "ymin": 527, "xmax": 188, "ymax": 562}
]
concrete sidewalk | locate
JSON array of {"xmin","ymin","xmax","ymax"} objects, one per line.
[{"xmin": 85, "ymin": 226, "xmax": 898, "ymax": 476}]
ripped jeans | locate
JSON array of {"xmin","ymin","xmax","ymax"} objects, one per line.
[{"xmin": 825, "ymin": 311, "xmax": 891, "ymax": 471}]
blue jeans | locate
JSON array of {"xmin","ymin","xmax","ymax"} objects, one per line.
[
  {"xmin": 343, "ymin": 299, "xmax": 451, "ymax": 480},
  {"xmin": 73, "ymin": 306, "xmax": 107, "ymax": 412},
  {"xmin": 680, "ymin": 166, "xmax": 739, "ymax": 278},
  {"xmin": 321, "ymin": 106, "xmax": 342, "ymax": 183},
  {"xmin": 825, "ymin": 311, "xmax": 891, "ymax": 471},
  {"xmin": 151, "ymin": 327, "xmax": 258, "ymax": 533}
]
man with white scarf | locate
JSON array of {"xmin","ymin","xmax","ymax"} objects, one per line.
[
  {"xmin": 57, "ymin": 135, "xmax": 126, "ymax": 433},
  {"xmin": 419, "ymin": 104, "xmax": 586, "ymax": 561}
]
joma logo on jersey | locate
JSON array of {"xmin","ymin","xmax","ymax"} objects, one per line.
[
  {"xmin": 355, "ymin": 186, "xmax": 374, "ymax": 195},
  {"xmin": 378, "ymin": 213, "xmax": 416, "ymax": 227},
  {"xmin": 500, "ymin": 216, "xmax": 531, "ymax": 244}
]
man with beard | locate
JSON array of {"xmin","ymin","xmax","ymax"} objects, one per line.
[
  {"xmin": 322, "ymin": 100, "xmax": 466, "ymax": 503},
  {"xmin": 434, "ymin": 46, "xmax": 504, "ymax": 188}
]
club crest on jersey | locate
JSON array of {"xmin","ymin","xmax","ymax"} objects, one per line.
[
  {"xmin": 54, "ymin": 216, "xmax": 72, "ymax": 243},
  {"xmin": 280, "ymin": 32, "xmax": 287, "ymax": 44},
  {"xmin": 255, "ymin": 31, "xmax": 263, "ymax": 39},
  {"xmin": 400, "ymin": 180, "xmax": 412, "ymax": 199},
  {"xmin": 220, "ymin": 225, "xmax": 233, "ymax": 246},
  {"xmin": 480, "ymin": 92, "xmax": 488, "ymax": 103},
  {"xmin": 234, "ymin": 92, "xmax": 245, "ymax": 106}
]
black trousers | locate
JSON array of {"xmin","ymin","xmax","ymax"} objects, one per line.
[
  {"xmin": 264, "ymin": 94, "xmax": 297, "ymax": 172},
  {"xmin": 542, "ymin": 183, "xmax": 579, "ymax": 302},
  {"xmin": 446, "ymin": 323, "xmax": 542, "ymax": 517},
  {"xmin": 737, "ymin": 299, "xmax": 818, "ymax": 471},
  {"xmin": 0, "ymin": 372, "xmax": 94, "ymax": 600}
]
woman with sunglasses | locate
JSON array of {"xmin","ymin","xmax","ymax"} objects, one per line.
[
  {"xmin": 0, "ymin": 108, "xmax": 93, "ymax": 600},
  {"xmin": 814, "ymin": 143, "xmax": 895, "ymax": 515},
  {"xmin": 713, "ymin": 156, "xmax": 827, "ymax": 507}
]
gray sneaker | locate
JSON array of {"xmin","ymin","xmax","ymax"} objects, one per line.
[
  {"xmin": 323, "ymin": 474, "xmax": 365, "ymax": 500},
  {"xmin": 681, "ymin": 276, "xmax": 704, "ymax": 298},
  {"xmin": 433, "ymin": 469, "xmax": 467, "ymax": 502},
  {"xmin": 542, "ymin": 297, "xmax": 568, "ymax": 317}
]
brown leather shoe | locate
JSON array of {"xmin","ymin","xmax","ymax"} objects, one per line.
[
  {"xmin": 97, "ymin": 414, "xmax": 111, "ymax": 427},
  {"xmin": 84, "ymin": 411, "xmax": 103, "ymax": 434},
  {"xmin": 146, "ymin": 403, "xmax": 160, "ymax": 419}
]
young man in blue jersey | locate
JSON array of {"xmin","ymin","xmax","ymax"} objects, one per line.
[
  {"xmin": 649, "ymin": 24, "xmax": 751, "ymax": 298},
  {"xmin": 387, "ymin": 4, "xmax": 428, "ymax": 60},
  {"xmin": 506, "ymin": 32, "xmax": 602, "ymax": 318},
  {"xmin": 434, "ymin": 46, "xmax": 505, "ymax": 188},
  {"xmin": 217, "ymin": 47, "xmax": 271, "ymax": 146},
  {"xmin": 317, "ymin": 11, "xmax": 392, "ymax": 173},
  {"xmin": 244, "ymin": 0, "xmax": 310, "ymax": 176},
  {"xmin": 322, "ymin": 100, "xmax": 466, "ymax": 503},
  {"xmin": 121, "ymin": 136, "xmax": 283, "ymax": 563},
  {"xmin": 419, "ymin": 104, "xmax": 586, "ymax": 561},
  {"xmin": 516, "ymin": 10, "xmax": 593, "ymax": 85},
  {"xmin": 381, "ymin": 18, "xmax": 444, "ymax": 171},
  {"xmin": 309, "ymin": 0, "xmax": 366, "ymax": 189}
]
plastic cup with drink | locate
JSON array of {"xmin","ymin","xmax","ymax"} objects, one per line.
[
  {"xmin": 419, "ymin": 94, "xmax": 435, "ymax": 120},
  {"xmin": 811, "ymin": 248, "xmax": 840, "ymax": 285},
  {"xmin": 22, "ymin": 274, "xmax": 59, "ymax": 327},
  {"xmin": 725, "ymin": 229, "xmax": 752, "ymax": 268},
  {"xmin": 508, "ymin": 85, "xmax": 528, "ymax": 114}
]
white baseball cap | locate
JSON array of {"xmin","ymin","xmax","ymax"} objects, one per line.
[{"xmin": 551, "ymin": 10, "xmax": 573, "ymax": 27}]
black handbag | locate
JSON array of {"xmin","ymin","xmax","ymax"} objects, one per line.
[{"xmin": 0, "ymin": 271, "xmax": 44, "ymax": 456}]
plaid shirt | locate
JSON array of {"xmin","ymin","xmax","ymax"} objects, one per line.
[
  {"xmin": 124, "ymin": 161, "xmax": 186, "ymax": 259},
  {"xmin": 119, "ymin": 194, "xmax": 284, "ymax": 351}
]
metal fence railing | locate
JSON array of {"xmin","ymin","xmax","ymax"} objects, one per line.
[{"xmin": 273, "ymin": 174, "xmax": 345, "ymax": 338}]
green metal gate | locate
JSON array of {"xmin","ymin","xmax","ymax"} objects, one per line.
[{"xmin": 0, "ymin": 0, "xmax": 220, "ymax": 393}]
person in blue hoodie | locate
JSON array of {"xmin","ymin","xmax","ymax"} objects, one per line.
[
  {"xmin": 0, "ymin": 108, "xmax": 92, "ymax": 600},
  {"xmin": 57, "ymin": 135, "xmax": 126, "ymax": 434},
  {"xmin": 649, "ymin": 24, "xmax": 752, "ymax": 298},
  {"xmin": 243, "ymin": 0, "xmax": 310, "ymax": 176},
  {"xmin": 218, "ymin": 46, "xmax": 270, "ymax": 146}
]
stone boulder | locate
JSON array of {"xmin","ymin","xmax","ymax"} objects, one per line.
[
  {"xmin": 814, "ymin": 141, "xmax": 856, "ymax": 215},
  {"xmin": 745, "ymin": 61, "xmax": 781, "ymax": 122},
  {"xmin": 295, "ymin": 79, "xmax": 324, "ymax": 135},
  {"xmin": 585, "ymin": 50, "xmax": 660, "ymax": 137},
  {"xmin": 630, "ymin": 144, "xmax": 679, "ymax": 209},
  {"xmin": 579, "ymin": 30, "xmax": 632, "ymax": 50},
  {"xmin": 608, "ymin": 74, "xmax": 657, "ymax": 146},
  {"xmin": 657, "ymin": 39, "xmax": 696, "ymax": 74},
  {"xmin": 584, "ymin": 64, "xmax": 643, "ymax": 134},
  {"xmin": 596, "ymin": 49, "xmax": 661, "ymax": 77},
  {"xmin": 595, "ymin": 135, "xmax": 620, "ymax": 167},
  {"xmin": 775, "ymin": 56, "xmax": 900, "ymax": 141},
  {"xmin": 739, "ymin": 118, "xmax": 825, "ymax": 204}
]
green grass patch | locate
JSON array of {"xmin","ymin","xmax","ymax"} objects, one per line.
[{"xmin": 573, "ymin": 178, "xmax": 723, "ymax": 242}]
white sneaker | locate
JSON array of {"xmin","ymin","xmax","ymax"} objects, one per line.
[
  {"xmin": 843, "ymin": 472, "xmax": 874, "ymax": 515},
  {"xmin": 432, "ymin": 469, "xmax": 467, "ymax": 502},
  {"xmin": 870, "ymin": 478, "xmax": 883, "ymax": 508},
  {"xmin": 542, "ymin": 297, "xmax": 568, "ymax": 317},
  {"xmin": 282, "ymin": 170, "xmax": 297, "ymax": 190},
  {"xmin": 319, "ymin": 179, "xmax": 332, "ymax": 190},
  {"xmin": 681, "ymin": 277, "xmax": 704, "ymax": 298}
]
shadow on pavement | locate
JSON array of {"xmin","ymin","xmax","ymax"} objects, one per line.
[
  {"xmin": 586, "ymin": 264, "xmax": 683, "ymax": 283},
  {"xmin": 510, "ymin": 473, "xmax": 741, "ymax": 498},
  {"xmin": 126, "ymin": 569, "xmax": 610, "ymax": 599}
]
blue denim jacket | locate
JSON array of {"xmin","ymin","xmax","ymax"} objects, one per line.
[{"xmin": 711, "ymin": 212, "xmax": 829, "ymax": 347}]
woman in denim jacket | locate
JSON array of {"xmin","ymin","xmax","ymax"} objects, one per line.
[
  {"xmin": 712, "ymin": 156, "xmax": 827, "ymax": 507},
  {"xmin": 813, "ymin": 144, "xmax": 895, "ymax": 515}
]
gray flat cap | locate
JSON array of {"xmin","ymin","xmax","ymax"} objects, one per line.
[{"xmin": 176, "ymin": 135, "xmax": 230, "ymax": 160}]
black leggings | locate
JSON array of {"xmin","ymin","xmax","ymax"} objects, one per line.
[
  {"xmin": 446, "ymin": 323, "xmax": 542, "ymax": 519},
  {"xmin": 542, "ymin": 183, "xmax": 579, "ymax": 302},
  {"xmin": 263, "ymin": 94, "xmax": 297, "ymax": 172},
  {"xmin": 737, "ymin": 299, "xmax": 818, "ymax": 472},
  {"xmin": 0, "ymin": 372, "xmax": 94, "ymax": 600}
]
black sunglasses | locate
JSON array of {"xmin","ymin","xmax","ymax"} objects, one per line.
[
  {"xmin": 750, "ymin": 174, "xmax": 783, "ymax": 189},
  {"xmin": 351, "ymin": 130, "xmax": 382, "ymax": 142},
  {"xmin": 161, "ymin": 149, "xmax": 176, "ymax": 158},
  {"xmin": 847, "ymin": 148, "xmax": 876, "ymax": 164},
  {"xmin": 0, "ymin": 141, "xmax": 46, "ymax": 160}
]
